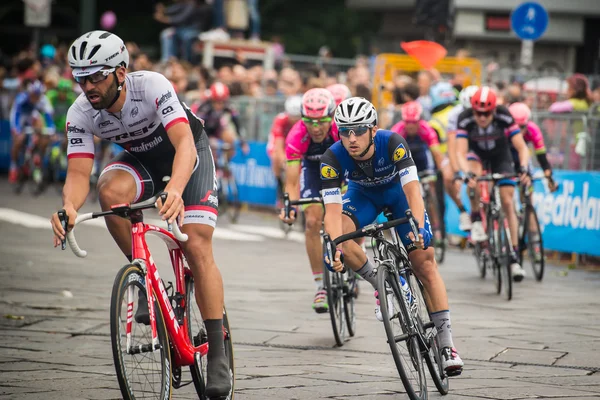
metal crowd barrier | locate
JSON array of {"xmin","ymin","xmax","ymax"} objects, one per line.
[{"xmin": 230, "ymin": 95, "xmax": 286, "ymax": 142}]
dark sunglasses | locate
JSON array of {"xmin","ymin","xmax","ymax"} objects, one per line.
[
  {"xmin": 339, "ymin": 125, "xmax": 371, "ymax": 138},
  {"xmin": 302, "ymin": 116, "xmax": 332, "ymax": 126},
  {"xmin": 74, "ymin": 68, "xmax": 115, "ymax": 84},
  {"xmin": 474, "ymin": 110, "xmax": 492, "ymax": 117}
]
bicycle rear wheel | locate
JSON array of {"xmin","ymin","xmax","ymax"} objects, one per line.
[
  {"xmin": 186, "ymin": 273, "xmax": 235, "ymax": 400},
  {"xmin": 521, "ymin": 205, "xmax": 545, "ymax": 281},
  {"xmin": 344, "ymin": 270, "xmax": 357, "ymax": 337},
  {"xmin": 323, "ymin": 265, "xmax": 346, "ymax": 347},
  {"xmin": 377, "ymin": 262, "xmax": 427, "ymax": 400},
  {"xmin": 410, "ymin": 275, "xmax": 448, "ymax": 395},
  {"xmin": 110, "ymin": 264, "xmax": 172, "ymax": 400}
]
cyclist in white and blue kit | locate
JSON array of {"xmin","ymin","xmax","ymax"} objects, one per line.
[{"xmin": 320, "ymin": 97, "xmax": 463, "ymax": 376}]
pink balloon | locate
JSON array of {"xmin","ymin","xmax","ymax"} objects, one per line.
[{"xmin": 100, "ymin": 11, "xmax": 117, "ymax": 30}]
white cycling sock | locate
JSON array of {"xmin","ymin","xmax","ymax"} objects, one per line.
[
  {"xmin": 356, "ymin": 260, "xmax": 378, "ymax": 290},
  {"xmin": 431, "ymin": 310, "xmax": 454, "ymax": 349},
  {"xmin": 313, "ymin": 272, "xmax": 323, "ymax": 291}
]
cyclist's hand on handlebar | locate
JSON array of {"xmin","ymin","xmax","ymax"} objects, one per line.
[
  {"xmin": 409, "ymin": 228, "xmax": 431, "ymax": 250},
  {"xmin": 51, "ymin": 205, "xmax": 77, "ymax": 247},
  {"xmin": 465, "ymin": 172, "xmax": 477, "ymax": 189},
  {"xmin": 279, "ymin": 206, "xmax": 297, "ymax": 225},
  {"xmin": 324, "ymin": 247, "xmax": 344, "ymax": 272},
  {"xmin": 156, "ymin": 189, "xmax": 185, "ymax": 226},
  {"xmin": 518, "ymin": 166, "xmax": 531, "ymax": 187}
]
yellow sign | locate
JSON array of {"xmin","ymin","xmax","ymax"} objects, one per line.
[
  {"xmin": 320, "ymin": 163, "xmax": 339, "ymax": 180},
  {"xmin": 372, "ymin": 53, "xmax": 482, "ymax": 111},
  {"xmin": 393, "ymin": 144, "xmax": 407, "ymax": 162}
]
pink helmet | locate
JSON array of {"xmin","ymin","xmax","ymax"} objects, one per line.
[
  {"xmin": 508, "ymin": 102, "xmax": 531, "ymax": 126},
  {"xmin": 301, "ymin": 88, "xmax": 335, "ymax": 118},
  {"xmin": 327, "ymin": 83, "xmax": 352, "ymax": 106},
  {"xmin": 401, "ymin": 101, "xmax": 423, "ymax": 122}
]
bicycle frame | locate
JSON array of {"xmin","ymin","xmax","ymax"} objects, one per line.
[{"xmin": 128, "ymin": 210, "xmax": 205, "ymax": 368}]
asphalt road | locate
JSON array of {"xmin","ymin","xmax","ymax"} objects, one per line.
[{"xmin": 1, "ymin": 178, "xmax": 599, "ymax": 400}]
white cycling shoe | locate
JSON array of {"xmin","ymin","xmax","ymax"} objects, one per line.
[
  {"xmin": 374, "ymin": 289, "xmax": 394, "ymax": 322},
  {"xmin": 459, "ymin": 212, "xmax": 472, "ymax": 231},
  {"xmin": 511, "ymin": 262, "xmax": 526, "ymax": 282},
  {"xmin": 470, "ymin": 221, "xmax": 488, "ymax": 242}
]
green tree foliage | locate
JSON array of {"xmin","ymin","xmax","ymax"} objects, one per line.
[{"xmin": 260, "ymin": 0, "xmax": 380, "ymax": 57}]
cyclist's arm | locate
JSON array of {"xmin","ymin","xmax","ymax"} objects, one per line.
[
  {"xmin": 320, "ymin": 149, "xmax": 344, "ymax": 245},
  {"xmin": 9, "ymin": 94, "xmax": 24, "ymax": 134},
  {"xmin": 40, "ymin": 95, "xmax": 55, "ymax": 134},
  {"xmin": 455, "ymin": 111, "xmax": 473, "ymax": 174},
  {"xmin": 527, "ymin": 121, "xmax": 552, "ymax": 173},
  {"xmin": 64, "ymin": 106, "xmax": 95, "ymax": 210},
  {"xmin": 284, "ymin": 160, "xmax": 300, "ymax": 200},
  {"xmin": 510, "ymin": 132, "xmax": 530, "ymax": 172},
  {"xmin": 166, "ymin": 122, "xmax": 196, "ymax": 193},
  {"xmin": 420, "ymin": 121, "xmax": 444, "ymax": 169},
  {"xmin": 388, "ymin": 133, "xmax": 424, "ymax": 228}
]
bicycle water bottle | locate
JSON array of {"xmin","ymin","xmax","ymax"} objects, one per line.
[{"xmin": 399, "ymin": 275, "xmax": 414, "ymax": 306}]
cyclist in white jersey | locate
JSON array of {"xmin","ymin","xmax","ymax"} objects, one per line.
[{"xmin": 49, "ymin": 30, "xmax": 231, "ymax": 399}]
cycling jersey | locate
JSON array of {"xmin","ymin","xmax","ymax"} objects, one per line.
[
  {"xmin": 46, "ymin": 89, "xmax": 77, "ymax": 134},
  {"xmin": 65, "ymin": 70, "xmax": 217, "ymax": 226},
  {"xmin": 446, "ymin": 104, "xmax": 465, "ymax": 134},
  {"xmin": 10, "ymin": 92, "xmax": 55, "ymax": 135},
  {"xmin": 194, "ymin": 101, "xmax": 241, "ymax": 140},
  {"xmin": 285, "ymin": 120, "xmax": 339, "ymax": 164},
  {"xmin": 456, "ymin": 106, "xmax": 520, "ymax": 183},
  {"xmin": 510, "ymin": 121, "xmax": 551, "ymax": 171},
  {"xmin": 267, "ymin": 113, "xmax": 293, "ymax": 156},
  {"xmin": 428, "ymin": 104, "xmax": 454, "ymax": 154},
  {"xmin": 320, "ymin": 129, "xmax": 429, "ymax": 252},
  {"xmin": 390, "ymin": 120, "xmax": 439, "ymax": 172}
]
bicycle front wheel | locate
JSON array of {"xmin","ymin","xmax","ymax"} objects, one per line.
[
  {"xmin": 186, "ymin": 273, "xmax": 235, "ymax": 399},
  {"xmin": 377, "ymin": 262, "xmax": 427, "ymax": 400},
  {"xmin": 323, "ymin": 265, "xmax": 346, "ymax": 347},
  {"xmin": 344, "ymin": 270, "xmax": 357, "ymax": 337},
  {"xmin": 499, "ymin": 216, "xmax": 513, "ymax": 301},
  {"xmin": 110, "ymin": 264, "xmax": 172, "ymax": 400},
  {"xmin": 522, "ymin": 204, "xmax": 545, "ymax": 281},
  {"xmin": 410, "ymin": 275, "xmax": 449, "ymax": 395}
]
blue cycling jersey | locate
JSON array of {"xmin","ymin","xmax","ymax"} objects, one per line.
[{"xmin": 9, "ymin": 92, "xmax": 55, "ymax": 134}]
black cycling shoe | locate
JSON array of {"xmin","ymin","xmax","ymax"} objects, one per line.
[{"xmin": 135, "ymin": 290, "xmax": 150, "ymax": 325}]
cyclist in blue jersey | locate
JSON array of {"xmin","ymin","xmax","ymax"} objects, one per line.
[
  {"xmin": 320, "ymin": 97, "xmax": 463, "ymax": 376},
  {"xmin": 9, "ymin": 80, "xmax": 55, "ymax": 182}
]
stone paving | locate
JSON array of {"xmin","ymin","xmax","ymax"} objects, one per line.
[{"xmin": 1, "ymin": 183, "xmax": 599, "ymax": 399}]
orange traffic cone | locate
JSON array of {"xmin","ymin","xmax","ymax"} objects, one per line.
[{"xmin": 400, "ymin": 40, "xmax": 447, "ymax": 69}]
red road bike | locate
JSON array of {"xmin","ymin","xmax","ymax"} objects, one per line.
[{"xmin": 59, "ymin": 193, "xmax": 234, "ymax": 399}]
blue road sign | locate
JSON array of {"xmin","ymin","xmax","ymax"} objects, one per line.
[{"xmin": 511, "ymin": 2, "xmax": 549, "ymax": 41}]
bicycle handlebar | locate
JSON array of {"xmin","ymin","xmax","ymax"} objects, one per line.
[
  {"xmin": 60, "ymin": 192, "xmax": 188, "ymax": 259},
  {"xmin": 475, "ymin": 173, "xmax": 519, "ymax": 182},
  {"xmin": 282, "ymin": 193, "xmax": 322, "ymax": 224}
]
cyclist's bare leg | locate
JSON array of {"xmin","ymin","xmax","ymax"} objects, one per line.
[
  {"xmin": 181, "ymin": 223, "xmax": 230, "ymax": 397},
  {"xmin": 180, "ymin": 224, "xmax": 224, "ymax": 319},
  {"xmin": 10, "ymin": 134, "xmax": 26, "ymax": 166},
  {"xmin": 338, "ymin": 214, "xmax": 368, "ymax": 270},
  {"xmin": 410, "ymin": 247, "xmax": 448, "ymax": 311},
  {"xmin": 442, "ymin": 162, "xmax": 464, "ymax": 209},
  {"xmin": 304, "ymin": 203, "xmax": 324, "ymax": 275},
  {"xmin": 500, "ymin": 185, "xmax": 519, "ymax": 248},
  {"xmin": 97, "ymin": 170, "xmax": 136, "ymax": 256},
  {"xmin": 468, "ymin": 160, "xmax": 483, "ymax": 213}
]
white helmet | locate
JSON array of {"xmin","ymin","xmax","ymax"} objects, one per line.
[
  {"xmin": 69, "ymin": 30, "xmax": 129, "ymax": 78},
  {"xmin": 459, "ymin": 85, "xmax": 479, "ymax": 109},
  {"xmin": 284, "ymin": 95, "xmax": 303, "ymax": 117},
  {"xmin": 334, "ymin": 97, "xmax": 378, "ymax": 127}
]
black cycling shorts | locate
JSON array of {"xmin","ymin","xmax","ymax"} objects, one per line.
[
  {"xmin": 467, "ymin": 150, "xmax": 516, "ymax": 187},
  {"xmin": 100, "ymin": 134, "xmax": 218, "ymax": 227}
]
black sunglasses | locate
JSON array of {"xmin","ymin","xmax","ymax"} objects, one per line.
[
  {"xmin": 338, "ymin": 125, "xmax": 371, "ymax": 138},
  {"xmin": 474, "ymin": 110, "xmax": 492, "ymax": 117}
]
